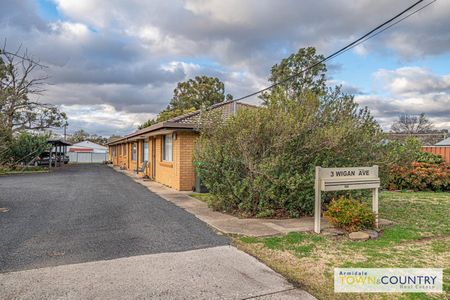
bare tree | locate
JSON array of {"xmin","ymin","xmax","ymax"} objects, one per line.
[
  {"xmin": 0, "ymin": 44, "xmax": 66, "ymax": 139},
  {"xmin": 391, "ymin": 113, "xmax": 433, "ymax": 134}
]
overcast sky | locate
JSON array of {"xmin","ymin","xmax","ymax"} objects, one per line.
[{"xmin": 2, "ymin": 0, "xmax": 450, "ymax": 137}]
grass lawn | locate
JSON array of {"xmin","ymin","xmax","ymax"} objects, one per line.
[
  {"xmin": 234, "ymin": 191, "xmax": 450, "ymax": 299},
  {"xmin": 190, "ymin": 193, "xmax": 213, "ymax": 204},
  {"xmin": 0, "ymin": 166, "xmax": 48, "ymax": 175}
]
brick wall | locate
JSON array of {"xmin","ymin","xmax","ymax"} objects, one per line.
[
  {"xmin": 110, "ymin": 131, "xmax": 198, "ymax": 191},
  {"xmin": 154, "ymin": 134, "xmax": 180, "ymax": 189},
  {"xmin": 178, "ymin": 132, "xmax": 197, "ymax": 191}
]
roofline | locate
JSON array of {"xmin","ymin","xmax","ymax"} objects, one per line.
[
  {"xmin": 48, "ymin": 139, "xmax": 72, "ymax": 146},
  {"xmin": 107, "ymin": 100, "xmax": 258, "ymax": 145},
  {"xmin": 107, "ymin": 123, "xmax": 196, "ymax": 145}
]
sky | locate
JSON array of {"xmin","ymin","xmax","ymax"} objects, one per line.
[{"xmin": 1, "ymin": 0, "xmax": 450, "ymax": 137}]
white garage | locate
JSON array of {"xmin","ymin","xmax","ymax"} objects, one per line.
[{"xmin": 67, "ymin": 141, "xmax": 108, "ymax": 163}]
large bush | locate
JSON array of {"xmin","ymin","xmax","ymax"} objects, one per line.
[
  {"xmin": 387, "ymin": 162, "xmax": 450, "ymax": 192},
  {"xmin": 194, "ymin": 90, "xmax": 385, "ymax": 217},
  {"xmin": 1, "ymin": 132, "xmax": 49, "ymax": 166},
  {"xmin": 381, "ymin": 140, "xmax": 449, "ymax": 191}
]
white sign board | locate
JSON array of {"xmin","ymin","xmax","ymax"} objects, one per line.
[{"xmin": 314, "ymin": 166, "xmax": 380, "ymax": 233}]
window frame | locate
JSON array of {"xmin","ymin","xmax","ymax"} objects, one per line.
[
  {"xmin": 131, "ymin": 143, "xmax": 137, "ymax": 161},
  {"xmin": 162, "ymin": 134, "xmax": 173, "ymax": 162},
  {"xmin": 143, "ymin": 140, "xmax": 149, "ymax": 162}
]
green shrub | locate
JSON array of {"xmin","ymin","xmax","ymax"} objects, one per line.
[
  {"xmin": 4, "ymin": 132, "xmax": 49, "ymax": 165},
  {"xmin": 416, "ymin": 151, "xmax": 445, "ymax": 164},
  {"xmin": 324, "ymin": 197, "xmax": 375, "ymax": 232},
  {"xmin": 379, "ymin": 138, "xmax": 423, "ymax": 186}
]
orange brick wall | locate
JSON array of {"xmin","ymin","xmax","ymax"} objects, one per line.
[
  {"xmin": 154, "ymin": 135, "xmax": 180, "ymax": 190},
  {"xmin": 178, "ymin": 132, "xmax": 197, "ymax": 191},
  {"xmin": 109, "ymin": 130, "xmax": 198, "ymax": 191}
]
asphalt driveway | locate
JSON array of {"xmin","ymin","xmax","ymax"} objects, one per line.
[{"xmin": 0, "ymin": 164, "xmax": 228, "ymax": 272}]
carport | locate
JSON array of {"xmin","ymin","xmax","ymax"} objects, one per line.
[{"xmin": 47, "ymin": 139, "xmax": 72, "ymax": 168}]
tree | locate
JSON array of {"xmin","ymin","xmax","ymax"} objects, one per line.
[
  {"xmin": 86, "ymin": 134, "xmax": 108, "ymax": 145},
  {"xmin": 193, "ymin": 46, "xmax": 389, "ymax": 217},
  {"xmin": 169, "ymin": 76, "xmax": 232, "ymax": 110},
  {"xmin": 0, "ymin": 46, "xmax": 67, "ymax": 139},
  {"xmin": 261, "ymin": 47, "xmax": 327, "ymax": 105},
  {"xmin": 195, "ymin": 90, "xmax": 383, "ymax": 217},
  {"xmin": 68, "ymin": 129, "xmax": 89, "ymax": 144},
  {"xmin": 108, "ymin": 134, "xmax": 122, "ymax": 143},
  {"xmin": 68, "ymin": 129, "xmax": 108, "ymax": 145},
  {"xmin": 138, "ymin": 107, "xmax": 197, "ymax": 129},
  {"xmin": 391, "ymin": 113, "xmax": 433, "ymax": 134},
  {"xmin": 139, "ymin": 76, "xmax": 232, "ymax": 129},
  {"xmin": 5, "ymin": 132, "xmax": 50, "ymax": 165}
]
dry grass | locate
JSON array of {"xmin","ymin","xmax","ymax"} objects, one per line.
[{"xmin": 235, "ymin": 191, "xmax": 450, "ymax": 300}]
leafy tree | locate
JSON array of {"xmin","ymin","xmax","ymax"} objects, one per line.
[
  {"xmin": 87, "ymin": 134, "xmax": 108, "ymax": 145},
  {"xmin": 193, "ymin": 46, "xmax": 391, "ymax": 217},
  {"xmin": 108, "ymin": 134, "xmax": 123, "ymax": 143},
  {"xmin": 68, "ymin": 129, "xmax": 89, "ymax": 144},
  {"xmin": 391, "ymin": 113, "xmax": 433, "ymax": 134},
  {"xmin": 169, "ymin": 76, "xmax": 232, "ymax": 110},
  {"xmin": 139, "ymin": 76, "xmax": 232, "ymax": 129},
  {"xmin": 0, "ymin": 47, "xmax": 67, "ymax": 140},
  {"xmin": 195, "ymin": 90, "xmax": 384, "ymax": 217},
  {"xmin": 138, "ymin": 108, "xmax": 197, "ymax": 129},
  {"xmin": 261, "ymin": 47, "xmax": 327, "ymax": 105},
  {"xmin": 6, "ymin": 132, "xmax": 50, "ymax": 165},
  {"xmin": 68, "ymin": 129, "xmax": 108, "ymax": 145}
]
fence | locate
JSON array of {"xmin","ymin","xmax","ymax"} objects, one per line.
[
  {"xmin": 68, "ymin": 152, "xmax": 108, "ymax": 163},
  {"xmin": 422, "ymin": 146, "xmax": 450, "ymax": 163}
]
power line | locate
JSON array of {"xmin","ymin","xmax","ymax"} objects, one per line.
[
  {"xmin": 234, "ymin": 0, "xmax": 434, "ymax": 101},
  {"xmin": 337, "ymin": 0, "xmax": 437, "ymax": 58}
]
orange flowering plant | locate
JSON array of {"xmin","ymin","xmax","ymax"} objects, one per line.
[
  {"xmin": 387, "ymin": 162, "xmax": 450, "ymax": 192},
  {"xmin": 324, "ymin": 197, "xmax": 375, "ymax": 232}
]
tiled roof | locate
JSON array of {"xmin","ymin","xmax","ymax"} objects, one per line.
[{"xmin": 107, "ymin": 100, "xmax": 257, "ymax": 145}]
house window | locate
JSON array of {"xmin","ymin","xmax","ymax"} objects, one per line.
[
  {"xmin": 131, "ymin": 143, "xmax": 137, "ymax": 161},
  {"xmin": 118, "ymin": 144, "xmax": 122, "ymax": 156},
  {"xmin": 143, "ymin": 140, "xmax": 149, "ymax": 162},
  {"xmin": 112, "ymin": 146, "xmax": 116, "ymax": 157},
  {"xmin": 162, "ymin": 134, "xmax": 172, "ymax": 161},
  {"xmin": 123, "ymin": 144, "xmax": 127, "ymax": 156}
]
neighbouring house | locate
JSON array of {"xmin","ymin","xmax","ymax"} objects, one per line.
[
  {"xmin": 107, "ymin": 101, "xmax": 255, "ymax": 191},
  {"xmin": 435, "ymin": 137, "xmax": 450, "ymax": 146},
  {"xmin": 68, "ymin": 140, "xmax": 109, "ymax": 163},
  {"xmin": 422, "ymin": 136, "xmax": 450, "ymax": 163},
  {"xmin": 387, "ymin": 132, "xmax": 448, "ymax": 146}
]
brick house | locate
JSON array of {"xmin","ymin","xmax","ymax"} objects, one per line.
[{"xmin": 107, "ymin": 101, "xmax": 255, "ymax": 191}]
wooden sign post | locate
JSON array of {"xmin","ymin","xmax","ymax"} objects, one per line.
[{"xmin": 314, "ymin": 165, "xmax": 380, "ymax": 234}]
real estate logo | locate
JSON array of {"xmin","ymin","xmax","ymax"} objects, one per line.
[{"xmin": 334, "ymin": 268, "xmax": 443, "ymax": 293}]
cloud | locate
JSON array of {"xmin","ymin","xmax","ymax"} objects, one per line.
[
  {"xmin": 374, "ymin": 67, "xmax": 450, "ymax": 95},
  {"xmin": 59, "ymin": 104, "xmax": 153, "ymax": 137},
  {"xmin": 356, "ymin": 67, "xmax": 450, "ymax": 130},
  {"xmin": 2, "ymin": 0, "xmax": 450, "ymax": 135}
]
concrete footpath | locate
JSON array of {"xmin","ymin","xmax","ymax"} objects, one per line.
[
  {"xmin": 113, "ymin": 166, "xmax": 331, "ymax": 237},
  {"xmin": 0, "ymin": 245, "xmax": 315, "ymax": 300}
]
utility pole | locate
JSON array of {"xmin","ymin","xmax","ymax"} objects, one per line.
[{"xmin": 63, "ymin": 122, "xmax": 68, "ymax": 141}]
